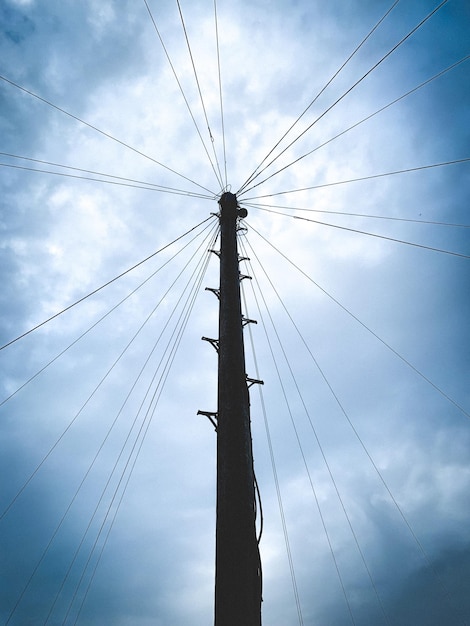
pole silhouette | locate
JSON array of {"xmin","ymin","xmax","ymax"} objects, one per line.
[{"xmin": 213, "ymin": 192, "xmax": 262, "ymax": 626}]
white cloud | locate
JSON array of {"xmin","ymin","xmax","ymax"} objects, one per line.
[{"xmin": 1, "ymin": 1, "xmax": 469, "ymax": 624}]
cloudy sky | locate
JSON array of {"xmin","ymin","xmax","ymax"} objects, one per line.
[{"xmin": 1, "ymin": 0, "xmax": 469, "ymax": 624}]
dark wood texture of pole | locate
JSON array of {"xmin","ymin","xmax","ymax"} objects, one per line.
[{"xmin": 215, "ymin": 192, "xmax": 261, "ymax": 626}]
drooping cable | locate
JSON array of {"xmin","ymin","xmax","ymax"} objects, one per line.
[
  {"xmin": 247, "ymin": 222, "xmax": 469, "ymax": 420},
  {"xmin": 240, "ymin": 52, "xmax": 468, "ymax": 196},
  {"xmin": 238, "ymin": 268, "xmax": 264, "ymax": 603},
  {"xmin": 237, "ymin": 0, "xmax": 400, "ymax": 194},
  {"xmin": 253, "ymin": 472, "xmax": 263, "ymax": 544},
  {"xmin": 0, "ymin": 74, "xmax": 215, "ymax": 195},
  {"xmin": 244, "ymin": 233, "xmax": 465, "ymax": 625},
  {"xmin": 142, "ymin": 0, "xmax": 222, "ymax": 189},
  {"xmin": 0, "ymin": 215, "xmax": 214, "ymax": 352},
  {"xmin": 240, "ymin": 281, "xmax": 304, "ymax": 626},
  {"xmin": 245, "ymin": 206, "xmax": 470, "ymax": 259},
  {"xmin": 240, "ymin": 240, "xmax": 355, "ymax": 626}
]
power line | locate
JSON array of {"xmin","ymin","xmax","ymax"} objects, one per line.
[
  {"xmin": 0, "ymin": 152, "xmax": 214, "ymax": 198},
  {"xmin": 241, "ymin": 0, "xmax": 449, "ymax": 193},
  {"xmin": 214, "ymin": 0, "xmax": 228, "ymax": 188},
  {"xmin": 244, "ymin": 200, "xmax": 470, "ymax": 228},
  {"xmin": 241, "ymin": 242, "xmax": 355, "ymax": 625},
  {"xmin": 244, "ymin": 240, "xmax": 390, "ymax": 624},
  {"xmin": 242, "ymin": 157, "xmax": 470, "ymax": 206},
  {"xmin": 239, "ymin": 52, "xmax": 469, "ymax": 196},
  {"xmin": 237, "ymin": 0, "xmax": 400, "ymax": 194},
  {"xmin": 240, "ymin": 283, "xmax": 304, "ymax": 626},
  {"xmin": 0, "ymin": 216, "xmax": 216, "ymax": 352},
  {"xmin": 4, "ymin": 224, "xmax": 219, "ymax": 624},
  {"xmin": 244, "ymin": 236, "xmax": 462, "ymax": 625},
  {"xmin": 246, "ymin": 208, "xmax": 470, "ymax": 259},
  {"xmin": 175, "ymin": 0, "xmax": 224, "ymax": 188},
  {"xmin": 0, "ymin": 220, "xmax": 218, "ymax": 532},
  {"xmin": 65, "ymin": 226, "xmax": 219, "ymax": 624},
  {"xmin": 0, "ymin": 73, "xmax": 215, "ymax": 195},
  {"xmin": 247, "ymin": 222, "xmax": 470, "ymax": 420},
  {"xmin": 142, "ymin": 0, "xmax": 223, "ymax": 189},
  {"xmin": 0, "ymin": 161, "xmax": 215, "ymax": 198},
  {"xmin": 0, "ymin": 221, "xmax": 216, "ymax": 410}
]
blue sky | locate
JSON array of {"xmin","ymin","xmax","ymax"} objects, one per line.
[{"xmin": 1, "ymin": 0, "xmax": 469, "ymax": 624}]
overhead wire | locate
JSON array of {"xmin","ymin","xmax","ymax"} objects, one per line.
[
  {"xmin": 242, "ymin": 156, "xmax": 470, "ymax": 206},
  {"xmin": 0, "ymin": 161, "xmax": 208, "ymax": 197},
  {"xmin": 3, "ymin": 4, "xmax": 466, "ymax": 622},
  {"xmin": 62, "ymin": 227, "xmax": 218, "ymax": 619},
  {"xmin": 6, "ymin": 221, "xmax": 219, "ymax": 625},
  {"xmin": 175, "ymin": 0, "xmax": 225, "ymax": 188},
  {"xmin": 0, "ymin": 215, "xmax": 215, "ymax": 353},
  {"xmin": 245, "ymin": 206, "xmax": 470, "ymax": 259},
  {"xmin": 243, "ymin": 233, "xmax": 466, "ymax": 625},
  {"xmin": 214, "ymin": 0, "xmax": 228, "ymax": 187},
  {"xmin": 239, "ymin": 52, "xmax": 469, "ymax": 197},
  {"xmin": 0, "ymin": 220, "xmax": 216, "ymax": 410},
  {"xmin": 240, "ymin": 240, "xmax": 355, "ymax": 625},
  {"xmin": 238, "ymin": 0, "xmax": 450, "ymax": 195},
  {"xmin": 0, "ymin": 155, "xmax": 214, "ymax": 199},
  {"xmin": 65, "ymin": 224, "xmax": 219, "ymax": 625},
  {"xmin": 247, "ymin": 232, "xmax": 468, "ymax": 622},
  {"xmin": 247, "ymin": 222, "xmax": 470, "ymax": 422},
  {"xmin": 0, "ymin": 218, "xmax": 217, "ymax": 522},
  {"xmin": 242, "ymin": 237, "xmax": 391, "ymax": 624},
  {"xmin": 237, "ymin": 0, "xmax": 401, "ymax": 194},
  {"xmin": 5, "ymin": 216, "xmax": 207, "ymax": 618},
  {"xmin": 244, "ymin": 200, "xmax": 470, "ymax": 228},
  {"xmin": 142, "ymin": 0, "xmax": 223, "ymax": 190},
  {"xmin": 0, "ymin": 74, "xmax": 215, "ymax": 195},
  {"xmin": 59, "ymin": 225, "xmax": 219, "ymax": 624},
  {"xmin": 239, "ymin": 275, "xmax": 304, "ymax": 626},
  {"xmin": 253, "ymin": 472, "xmax": 263, "ymax": 544},
  {"xmin": 2, "ymin": 0, "xmax": 466, "ymax": 622}
]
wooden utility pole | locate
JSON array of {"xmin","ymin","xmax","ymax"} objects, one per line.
[{"xmin": 212, "ymin": 192, "xmax": 262, "ymax": 626}]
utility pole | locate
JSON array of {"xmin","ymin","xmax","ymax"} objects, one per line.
[{"xmin": 202, "ymin": 192, "xmax": 262, "ymax": 626}]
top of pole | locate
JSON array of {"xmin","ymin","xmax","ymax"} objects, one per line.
[{"xmin": 218, "ymin": 192, "xmax": 248, "ymax": 220}]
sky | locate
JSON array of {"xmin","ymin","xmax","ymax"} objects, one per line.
[{"xmin": 0, "ymin": 0, "xmax": 469, "ymax": 624}]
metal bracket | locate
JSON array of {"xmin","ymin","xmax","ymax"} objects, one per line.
[
  {"xmin": 202, "ymin": 336, "xmax": 219, "ymax": 352},
  {"xmin": 239, "ymin": 274, "xmax": 252, "ymax": 282},
  {"xmin": 205, "ymin": 287, "xmax": 220, "ymax": 300},
  {"xmin": 247, "ymin": 376, "xmax": 264, "ymax": 388},
  {"xmin": 197, "ymin": 410, "xmax": 218, "ymax": 431},
  {"xmin": 239, "ymin": 255, "xmax": 250, "ymax": 262},
  {"xmin": 209, "ymin": 249, "xmax": 221, "ymax": 257},
  {"xmin": 242, "ymin": 317, "xmax": 257, "ymax": 327}
]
